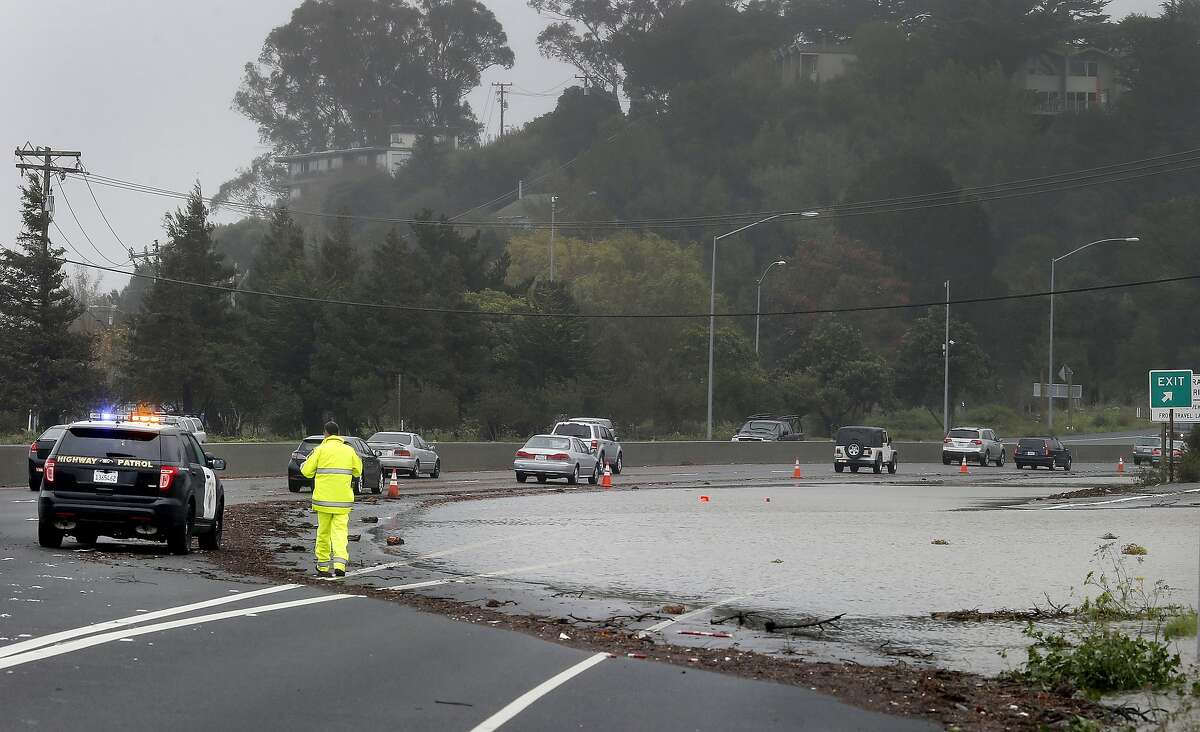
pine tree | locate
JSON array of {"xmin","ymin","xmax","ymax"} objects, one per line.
[
  {"xmin": 0, "ymin": 174, "xmax": 99, "ymax": 426},
  {"xmin": 123, "ymin": 185, "xmax": 239, "ymax": 422}
]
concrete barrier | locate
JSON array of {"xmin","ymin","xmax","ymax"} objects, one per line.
[{"xmin": 3, "ymin": 438, "xmax": 1142, "ymax": 487}]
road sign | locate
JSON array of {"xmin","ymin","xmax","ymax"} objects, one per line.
[
  {"xmin": 1058, "ymin": 365, "xmax": 1073, "ymax": 381},
  {"xmin": 1033, "ymin": 383, "xmax": 1082, "ymax": 399},
  {"xmin": 1149, "ymin": 369, "xmax": 1194, "ymax": 409},
  {"xmin": 1152, "ymin": 373, "xmax": 1200, "ymax": 423}
]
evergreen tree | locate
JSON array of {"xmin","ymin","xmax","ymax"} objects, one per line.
[
  {"xmin": 123, "ymin": 185, "xmax": 239, "ymax": 423},
  {"xmin": 0, "ymin": 175, "xmax": 99, "ymax": 426}
]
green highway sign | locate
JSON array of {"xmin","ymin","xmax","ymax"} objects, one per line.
[{"xmin": 1149, "ymin": 369, "xmax": 1194, "ymax": 409}]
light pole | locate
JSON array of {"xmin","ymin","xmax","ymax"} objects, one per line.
[
  {"xmin": 755, "ymin": 260, "xmax": 786, "ymax": 355},
  {"xmin": 549, "ymin": 195, "xmax": 558, "ymax": 282},
  {"xmin": 943, "ymin": 280, "xmax": 950, "ymax": 435},
  {"xmin": 1047, "ymin": 237, "xmax": 1139, "ymax": 431},
  {"xmin": 707, "ymin": 211, "xmax": 819, "ymax": 440}
]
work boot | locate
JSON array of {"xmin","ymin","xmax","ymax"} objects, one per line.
[
  {"xmin": 315, "ymin": 569, "xmax": 331, "ymax": 578},
  {"xmin": 333, "ymin": 568, "xmax": 346, "ymax": 578}
]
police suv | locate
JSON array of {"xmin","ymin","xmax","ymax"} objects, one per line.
[{"xmin": 38, "ymin": 416, "xmax": 226, "ymax": 554}]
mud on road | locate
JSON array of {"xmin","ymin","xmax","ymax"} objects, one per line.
[{"xmin": 203, "ymin": 496, "xmax": 1121, "ymax": 732}]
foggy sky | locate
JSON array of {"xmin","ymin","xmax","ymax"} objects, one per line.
[{"xmin": 1, "ymin": 0, "xmax": 1166, "ymax": 290}]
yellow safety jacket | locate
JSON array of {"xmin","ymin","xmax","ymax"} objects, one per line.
[{"xmin": 300, "ymin": 435, "xmax": 362, "ymax": 515}]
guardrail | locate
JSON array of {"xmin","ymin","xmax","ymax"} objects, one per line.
[{"xmin": 1, "ymin": 440, "xmax": 1141, "ymax": 487}]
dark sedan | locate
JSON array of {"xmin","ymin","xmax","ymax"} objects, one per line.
[
  {"xmin": 1013, "ymin": 437, "xmax": 1072, "ymax": 470},
  {"xmin": 287, "ymin": 435, "xmax": 383, "ymax": 494},
  {"xmin": 27, "ymin": 424, "xmax": 68, "ymax": 491}
]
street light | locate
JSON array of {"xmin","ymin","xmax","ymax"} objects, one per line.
[
  {"xmin": 1047, "ymin": 236, "xmax": 1139, "ymax": 430},
  {"xmin": 707, "ymin": 210, "xmax": 820, "ymax": 440},
  {"xmin": 755, "ymin": 260, "xmax": 787, "ymax": 355}
]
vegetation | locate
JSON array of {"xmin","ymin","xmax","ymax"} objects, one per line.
[{"xmin": 5, "ymin": 0, "xmax": 1200, "ymax": 439}]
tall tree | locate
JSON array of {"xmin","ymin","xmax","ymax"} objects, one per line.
[
  {"xmin": 892, "ymin": 307, "xmax": 990, "ymax": 424},
  {"xmin": 0, "ymin": 175, "xmax": 99, "ymax": 426},
  {"xmin": 235, "ymin": 0, "xmax": 513, "ymax": 154},
  {"xmin": 123, "ymin": 185, "xmax": 239, "ymax": 423}
]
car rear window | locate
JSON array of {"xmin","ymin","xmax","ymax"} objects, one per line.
[
  {"xmin": 369, "ymin": 432, "xmax": 412, "ymax": 445},
  {"xmin": 553, "ymin": 423, "xmax": 591, "ymax": 438},
  {"xmin": 835, "ymin": 428, "xmax": 882, "ymax": 447},
  {"xmin": 947, "ymin": 429, "xmax": 980, "ymax": 439},
  {"xmin": 56, "ymin": 427, "xmax": 161, "ymax": 461},
  {"xmin": 1018, "ymin": 438, "xmax": 1047, "ymax": 450},
  {"xmin": 1135, "ymin": 437, "xmax": 1160, "ymax": 446},
  {"xmin": 526, "ymin": 436, "xmax": 573, "ymax": 450},
  {"xmin": 296, "ymin": 438, "xmax": 323, "ymax": 455},
  {"xmin": 39, "ymin": 427, "xmax": 65, "ymax": 441}
]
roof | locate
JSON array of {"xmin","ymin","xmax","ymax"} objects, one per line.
[
  {"xmin": 69, "ymin": 420, "xmax": 177, "ymax": 433},
  {"xmin": 837, "ymin": 425, "xmax": 885, "ymax": 431}
]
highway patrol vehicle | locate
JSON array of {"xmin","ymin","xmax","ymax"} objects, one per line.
[{"xmin": 37, "ymin": 413, "xmax": 226, "ymax": 554}]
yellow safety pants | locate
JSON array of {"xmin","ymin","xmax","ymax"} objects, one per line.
[{"xmin": 315, "ymin": 511, "xmax": 350, "ymax": 572}]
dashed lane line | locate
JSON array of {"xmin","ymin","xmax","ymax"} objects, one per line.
[
  {"xmin": 0, "ymin": 584, "xmax": 302, "ymax": 659},
  {"xmin": 0, "ymin": 593, "xmax": 357, "ymax": 671},
  {"xmin": 468, "ymin": 652, "xmax": 610, "ymax": 732}
]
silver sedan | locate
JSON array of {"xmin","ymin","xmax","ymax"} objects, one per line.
[
  {"xmin": 513, "ymin": 434, "xmax": 600, "ymax": 485},
  {"xmin": 368, "ymin": 431, "xmax": 441, "ymax": 479}
]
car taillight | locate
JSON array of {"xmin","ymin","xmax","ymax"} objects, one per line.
[
  {"xmin": 943, "ymin": 437, "xmax": 952, "ymax": 444},
  {"xmin": 548, "ymin": 453, "xmax": 569, "ymax": 460},
  {"xmin": 515, "ymin": 450, "xmax": 534, "ymax": 459},
  {"xmin": 1044, "ymin": 445, "xmax": 1052, "ymax": 456},
  {"xmin": 971, "ymin": 439, "xmax": 983, "ymax": 445},
  {"xmin": 30, "ymin": 441, "xmax": 37, "ymax": 454},
  {"xmin": 1152, "ymin": 448, "xmax": 1161, "ymax": 457},
  {"xmin": 591, "ymin": 439, "xmax": 599, "ymax": 450},
  {"xmin": 44, "ymin": 458, "xmax": 55, "ymax": 483},
  {"xmin": 394, "ymin": 448, "xmax": 411, "ymax": 457},
  {"xmin": 159, "ymin": 466, "xmax": 180, "ymax": 492}
]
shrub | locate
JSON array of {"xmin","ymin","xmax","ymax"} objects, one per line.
[
  {"xmin": 1164, "ymin": 611, "xmax": 1197, "ymax": 640},
  {"xmin": 1011, "ymin": 624, "xmax": 1185, "ymax": 697}
]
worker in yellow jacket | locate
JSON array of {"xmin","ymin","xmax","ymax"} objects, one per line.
[{"xmin": 300, "ymin": 421, "xmax": 362, "ymax": 577}]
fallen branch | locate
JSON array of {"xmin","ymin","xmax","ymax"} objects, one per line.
[
  {"xmin": 567, "ymin": 612, "xmax": 668, "ymax": 628},
  {"xmin": 765, "ymin": 613, "xmax": 845, "ymax": 632}
]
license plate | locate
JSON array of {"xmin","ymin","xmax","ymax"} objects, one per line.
[
  {"xmin": 94, "ymin": 470, "xmax": 118, "ymax": 484},
  {"xmin": 535, "ymin": 455, "xmax": 547, "ymax": 461},
  {"xmin": 1024, "ymin": 451, "xmax": 1037, "ymax": 456}
]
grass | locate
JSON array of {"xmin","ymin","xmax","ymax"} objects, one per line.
[
  {"xmin": 1164, "ymin": 611, "xmax": 1198, "ymax": 640},
  {"xmin": 1120, "ymin": 544, "xmax": 1149, "ymax": 556}
]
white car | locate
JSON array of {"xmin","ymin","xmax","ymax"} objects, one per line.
[
  {"xmin": 367, "ymin": 431, "xmax": 441, "ymax": 478},
  {"xmin": 942, "ymin": 427, "xmax": 1004, "ymax": 466},
  {"xmin": 514, "ymin": 434, "xmax": 600, "ymax": 485}
]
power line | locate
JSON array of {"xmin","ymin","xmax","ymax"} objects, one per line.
[
  {"xmin": 51, "ymin": 222, "xmax": 100, "ymax": 267},
  {"xmin": 68, "ymin": 147, "xmax": 1200, "ymax": 232},
  {"xmin": 58, "ymin": 255, "xmax": 1200, "ymax": 321},
  {"xmin": 56, "ymin": 182, "xmax": 129, "ymax": 266},
  {"xmin": 80, "ymin": 171, "xmax": 133, "ymax": 259}
]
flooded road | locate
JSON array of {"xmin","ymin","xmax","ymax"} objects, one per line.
[{"xmin": 389, "ymin": 475, "xmax": 1199, "ymax": 675}]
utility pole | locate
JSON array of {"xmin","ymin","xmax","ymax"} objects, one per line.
[
  {"xmin": 397, "ymin": 373, "xmax": 403, "ymax": 431},
  {"xmin": 15, "ymin": 146, "xmax": 81, "ymax": 428},
  {"xmin": 549, "ymin": 195, "xmax": 558, "ymax": 281},
  {"xmin": 492, "ymin": 83, "xmax": 511, "ymax": 137}
]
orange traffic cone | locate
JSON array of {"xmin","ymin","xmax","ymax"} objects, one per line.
[
  {"xmin": 601, "ymin": 462, "xmax": 613, "ymax": 489},
  {"xmin": 959, "ymin": 456, "xmax": 969, "ymax": 475},
  {"xmin": 792, "ymin": 459, "xmax": 803, "ymax": 479},
  {"xmin": 699, "ymin": 495, "xmax": 710, "ymax": 503},
  {"xmin": 1117, "ymin": 457, "xmax": 1125, "ymax": 474},
  {"xmin": 387, "ymin": 469, "xmax": 400, "ymax": 499}
]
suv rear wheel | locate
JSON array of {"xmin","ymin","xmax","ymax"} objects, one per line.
[
  {"xmin": 38, "ymin": 519, "xmax": 63, "ymax": 549},
  {"xmin": 887, "ymin": 457, "xmax": 898, "ymax": 474},
  {"xmin": 168, "ymin": 504, "xmax": 195, "ymax": 555}
]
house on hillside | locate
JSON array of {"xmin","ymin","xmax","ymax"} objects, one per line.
[
  {"xmin": 774, "ymin": 41, "xmax": 1124, "ymax": 114},
  {"xmin": 276, "ymin": 125, "xmax": 458, "ymax": 200}
]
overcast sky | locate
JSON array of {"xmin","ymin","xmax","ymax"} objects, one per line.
[{"xmin": 0, "ymin": 0, "xmax": 1165, "ymax": 290}]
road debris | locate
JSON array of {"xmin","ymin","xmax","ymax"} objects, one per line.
[
  {"xmin": 661, "ymin": 604, "xmax": 685, "ymax": 615},
  {"xmin": 1121, "ymin": 543, "xmax": 1148, "ymax": 556},
  {"xmin": 931, "ymin": 539, "xmax": 950, "ymax": 545},
  {"xmin": 348, "ymin": 534, "xmax": 361, "ymax": 542},
  {"xmin": 360, "ymin": 516, "xmax": 379, "ymax": 524},
  {"xmin": 678, "ymin": 630, "xmax": 732, "ymax": 638},
  {"xmin": 386, "ymin": 535, "xmax": 404, "ymax": 546}
]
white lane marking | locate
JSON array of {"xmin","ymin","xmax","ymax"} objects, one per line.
[
  {"xmin": 670, "ymin": 473, "xmax": 700, "ymax": 477},
  {"xmin": 24, "ymin": 518, "xmax": 37, "ymax": 522},
  {"xmin": 1038, "ymin": 487, "xmax": 1200, "ymax": 510},
  {"xmin": 469, "ymin": 652, "xmax": 610, "ymax": 732},
  {"xmin": 12, "ymin": 499, "xmax": 35, "ymax": 503},
  {"xmin": 341, "ymin": 528, "xmax": 563, "ymax": 579},
  {"xmin": 0, "ymin": 593, "xmax": 356, "ymax": 671},
  {"xmin": 381, "ymin": 559, "xmax": 585, "ymax": 591},
  {"xmin": 0, "ymin": 584, "xmax": 300, "ymax": 659}
]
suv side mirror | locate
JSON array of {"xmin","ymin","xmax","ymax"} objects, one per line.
[
  {"xmin": 374, "ymin": 449, "xmax": 383, "ymax": 457},
  {"xmin": 429, "ymin": 443, "xmax": 438, "ymax": 451},
  {"xmin": 207, "ymin": 456, "xmax": 227, "ymax": 471}
]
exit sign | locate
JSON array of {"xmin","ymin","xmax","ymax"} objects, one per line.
[{"xmin": 1149, "ymin": 369, "xmax": 1194, "ymax": 409}]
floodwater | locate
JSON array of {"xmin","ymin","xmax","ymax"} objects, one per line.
[{"xmin": 392, "ymin": 483, "xmax": 1199, "ymax": 675}]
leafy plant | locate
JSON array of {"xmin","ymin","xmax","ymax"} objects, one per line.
[
  {"xmin": 1164, "ymin": 611, "xmax": 1197, "ymax": 641},
  {"xmin": 1011, "ymin": 624, "xmax": 1185, "ymax": 697}
]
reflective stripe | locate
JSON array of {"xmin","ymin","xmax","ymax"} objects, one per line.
[
  {"xmin": 315, "ymin": 561, "xmax": 331, "ymax": 569},
  {"xmin": 312, "ymin": 499, "xmax": 354, "ymax": 508},
  {"xmin": 332, "ymin": 557, "xmax": 349, "ymax": 565},
  {"xmin": 316, "ymin": 468, "xmax": 354, "ymax": 476}
]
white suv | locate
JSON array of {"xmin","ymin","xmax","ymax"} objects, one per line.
[
  {"xmin": 942, "ymin": 427, "xmax": 1004, "ymax": 466},
  {"xmin": 833, "ymin": 426, "xmax": 898, "ymax": 474},
  {"xmin": 551, "ymin": 421, "xmax": 623, "ymax": 473}
]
